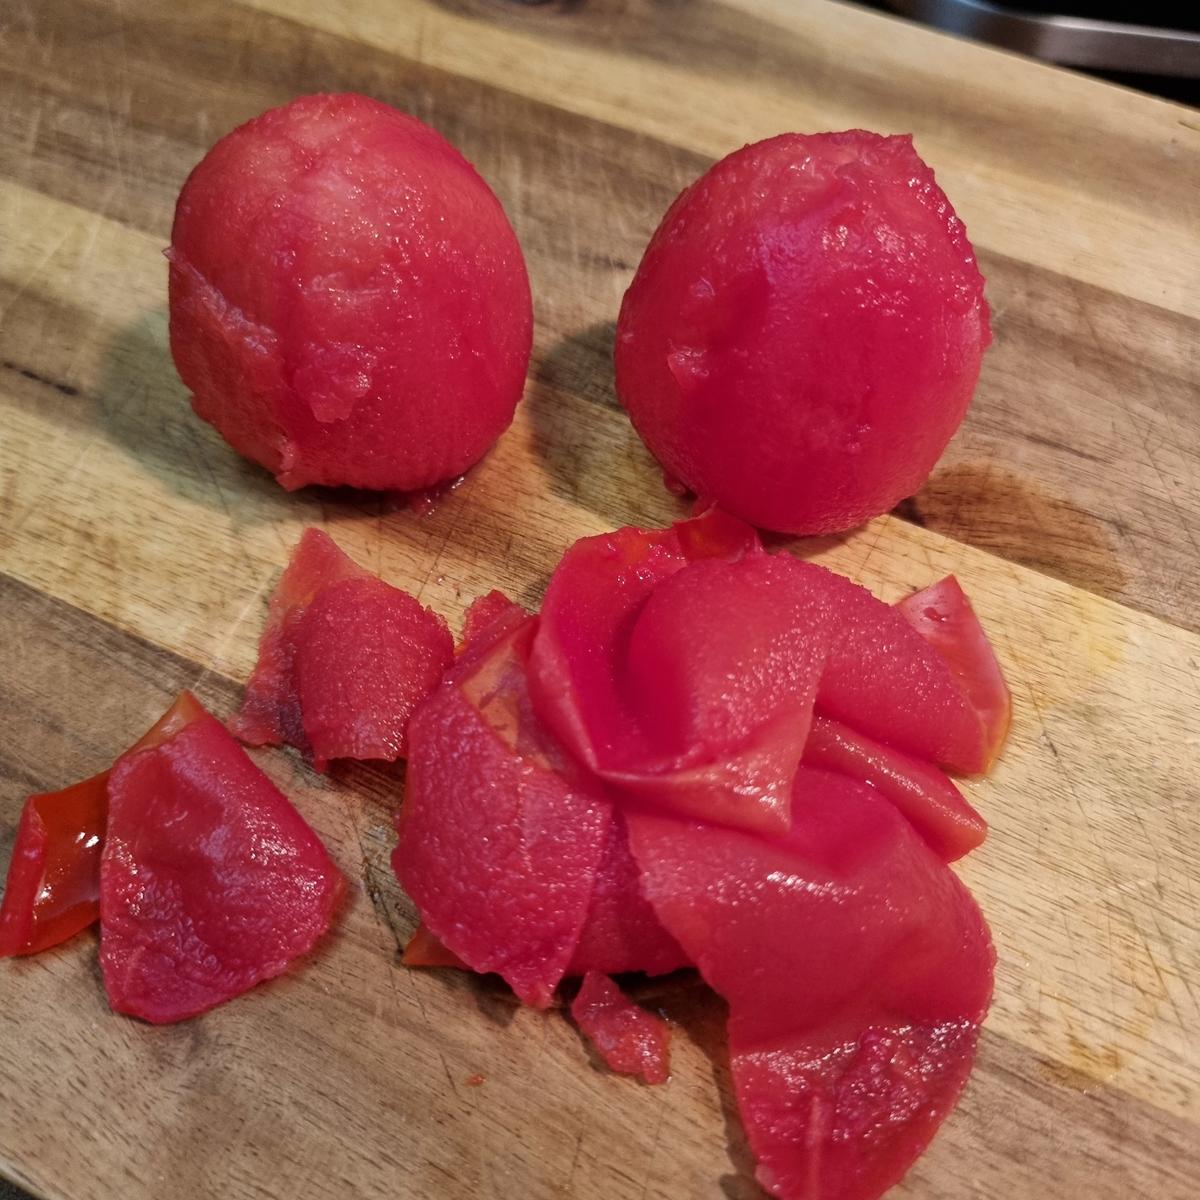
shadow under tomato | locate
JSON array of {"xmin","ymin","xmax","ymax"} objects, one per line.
[
  {"xmin": 528, "ymin": 321, "xmax": 688, "ymax": 530},
  {"xmin": 645, "ymin": 975, "xmax": 765, "ymax": 1200},
  {"xmin": 93, "ymin": 310, "xmax": 404, "ymax": 533},
  {"xmin": 93, "ymin": 309, "xmax": 281, "ymax": 515},
  {"xmin": 895, "ymin": 463, "xmax": 1129, "ymax": 600}
]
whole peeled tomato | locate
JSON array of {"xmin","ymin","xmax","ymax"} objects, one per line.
[
  {"xmin": 615, "ymin": 131, "xmax": 991, "ymax": 535},
  {"xmin": 168, "ymin": 93, "xmax": 532, "ymax": 492}
]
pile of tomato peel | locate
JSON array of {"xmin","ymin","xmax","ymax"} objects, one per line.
[{"xmin": 1, "ymin": 510, "xmax": 1007, "ymax": 1200}]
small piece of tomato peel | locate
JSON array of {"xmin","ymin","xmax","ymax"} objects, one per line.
[
  {"xmin": 402, "ymin": 923, "xmax": 468, "ymax": 970},
  {"xmin": 100, "ymin": 703, "xmax": 345, "ymax": 1023},
  {"xmin": 897, "ymin": 576, "xmax": 1012, "ymax": 774},
  {"xmin": 571, "ymin": 971, "xmax": 672, "ymax": 1085}
]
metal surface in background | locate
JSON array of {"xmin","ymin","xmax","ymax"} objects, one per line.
[{"xmin": 886, "ymin": 0, "xmax": 1200, "ymax": 75}]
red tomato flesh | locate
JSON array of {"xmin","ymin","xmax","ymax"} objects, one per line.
[
  {"xmin": 169, "ymin": 93, "xmax": 532, "ymax": 492},
  {"xmin": 802, "ymin": 716, "xmax": 986, "ymax": 862},
  {"xmin": 393, "ymin": 619, "xmax": 611, "ymax": 1008},
  {"xmin": 528, "ymin": 509, "xmax": 760, "ymax": 778},
  {"xmin": 232, "ymin": 528, "xmax": 452, "ymax": 769},
  {"xmin": 571, "ymin": 972, "xmax": 672, "ymax": 1085},
  {"xmin": 100, "ymin": 703, "xmax": 343, "ymax": 1023},
  {"xmin": 0, "ymin": 692, "xmax": 206, "ymax": 957},
  {"xmin": 566, "ymin": 811, "xmax": 688, "ymax": 978},
  {"xmin": 898, "ymin": 576, "xmax": 1012, "ymax": 773},
  {"xmin": 460, "ymin": 589, "xmax": 528, "ymax": 657},
  {"xmin": 615, "ymin": 131, "xmax": 990, "ymax": 535},
  {"xmin": 628, "ymin": 768, "xmax": 994, "ymax": 1200},
  {"xmin": 531, "ymin": 517, "xmax": 999, "ymax": 836}
]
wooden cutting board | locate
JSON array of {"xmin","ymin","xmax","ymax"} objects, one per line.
[{"xmin": 1, "ymin": 1, "xmax": 1198, "ymax": 1197}]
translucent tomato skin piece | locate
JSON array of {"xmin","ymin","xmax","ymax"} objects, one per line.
[
  {"xmin": 100, "ymin": 707, "xmax": 344, "ymax": 1024},
  {"xmin": 0, "ymin": 778, "xmax": 99, "ymax": 957},
  {"xmin": 402, "ymin": 923, "xmax": 468, "ymax": 970},
  {"xmin": 0, "ymin": 692, "xmax": 207, "ymax": 958},
  {"xmin": 897, "ymin": 576, "xmax": 1012, "ymax": 773},
  {"xmin": 570, "ymin": 972, "xmax": 672, "ymax": 1085},
  {"xmin": 801, "ymin": 715, "xmax": 986, "ymax": 861},
  {"xmin": 528, "ymin": 508, "xmax": 761, "ymax": 776},
  {"xmin": 627, "ymin": 768, "xmax": 994, "ymax": 1200}
]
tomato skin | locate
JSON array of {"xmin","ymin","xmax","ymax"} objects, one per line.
[
  {"xmin": 897, "ymin": 576, "xmax": 1012, "ymax": 773},
  {"xmin": 402, "ymin": 923, "xmax": 467, "ymax": 970},
  {"xmin": 0, "ymin": 692, "xmax": 207, "ymax": 958},
  {"xmin": 0, "ymin": 773, "xmax": 104, "ymax": 957},
  {"xmin": 231, "ymin": 527, "xmax": 453, "ymax": 770}
]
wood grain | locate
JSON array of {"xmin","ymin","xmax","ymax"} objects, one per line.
[
  {"xmin": 1, "ymin": 0, "xmax": 1199, "ymax": 1198},
  {"xmin": 1, "ymin": 0, "xmax": 1199, "ymax": 628}
]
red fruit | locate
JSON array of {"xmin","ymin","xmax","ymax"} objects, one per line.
[
  {"xmin": 801, "ymin": 716, "xmax": 986, "ymax": 861},
  {"xmin": 615, "ymin": 131, "xmax": 991, "ymax": 535},
  {"xmin": 100, "ymin": 703, "xmax": 343, "ymax": 1023},
  {"xmin": 232, "ymin": 528, "xmax": 453, "ymax": 769},
  {"xmin": 532, "ymin": 518, "xmax": 1000, "ymax": 832},
  {"xmin": 898, "ymin": 576, "xmax": 1012, "ymax": 773},
  {"xmin": 627, "ymin": 769, "xmax": 994, "ymax": 1200},
  {"xmin": 169, "ymin": 92, "xmax": 532, "ymax": 492},
  {"xmin": 393, "ymin": 618, "xmax": 610, "ymax": 1008},
  {"xmin": 0, "ymin": 692, "xmax": 207, "ymax": 957},
  {"xmin": 570, "ymin": 972, "xmax": 672, "ymax": 1085}
]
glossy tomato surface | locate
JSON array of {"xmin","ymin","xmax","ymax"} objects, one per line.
[
  {"xmin": 615, "ymin": 131, "xmax": 990, "ymax": 535},
  {"xmin": 169, "ymin": 93, "xmax": 532, "ymax": 492},
  {"xmin": 628, "ymin": 769, "xmax": 994, "ymax": 1200},
  {"xmin": 394, "ymin": 619, "xmax": 610, "ymax": 1008}
]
